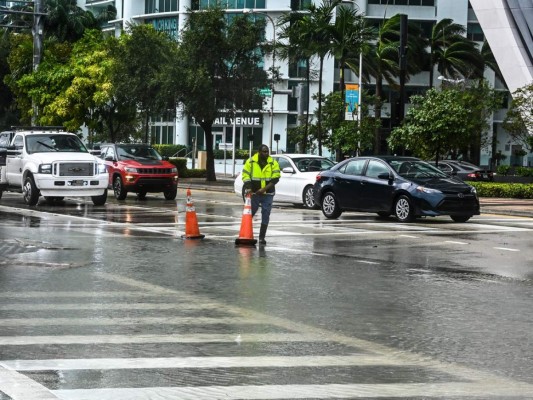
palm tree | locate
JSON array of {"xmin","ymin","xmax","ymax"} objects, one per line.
[
  {"xmin": 307, "ymin": 0, "xmax": 339, "ymax": 156},
  {"xmin": 328, "ymin": 3, "xmax": 370, "ymax": 159},
  {"xmin": 428, "ymin": 18, "xmax": 482, "ymax": 87},
  {"xmin": 277, "ymin": 10, "xmax": 317, "ymax": 153},
  {"xmin": 44, "ymin": 0, "xmax": 100, "ymax": 42}
]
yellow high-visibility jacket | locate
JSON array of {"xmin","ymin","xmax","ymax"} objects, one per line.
[{"xmin": 241, "ymin": 153, "xmax": 280, "ymax": 194}]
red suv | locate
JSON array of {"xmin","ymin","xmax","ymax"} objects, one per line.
[{"xmin": 100, "ymin": 143, "xmax": 178, "ymax": 200}]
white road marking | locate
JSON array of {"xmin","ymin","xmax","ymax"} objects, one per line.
[
  {"xmin": 0, "ymin": 316, "xmax": 259, "ymax": 327},
  {"xmin": 0, "ymin": 333, "xmax": 327, "ymax": 346},
  {"xmin": 398, "ymin": 234, "xmax": 419, "ymax": 238},
  {"xmin": 0, "ymin": 368, "xmax": 59, "ymax": 400},
  {"xmin": 444, "ymin": 240, "xmax": 468, "ymax": 245},
  {"xmin": 494, "ymin": 247, "xmax": 520, "ymax": 252},
  {"xmin": 0, "ymin": 302, "xmax": 231, "ymax": 312},
  {"xmin": 2, "ymin": 355, "xmax": 408, "ymax": 371},
  {"xmin": 51, "ymin": 382, "xmax": 533, "ymax": 400}
]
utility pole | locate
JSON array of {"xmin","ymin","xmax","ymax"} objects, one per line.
[
  {"xmin": 0, "ymin": 0, "xmax": 46, "ymax": 124},
  {"xmin": 32, "ymin": 0, "xmax": 44, "ymax": 124}
]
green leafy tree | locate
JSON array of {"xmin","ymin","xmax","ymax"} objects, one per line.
[
  {"xmin": 503, "ymin": 83, "xmax": 533, "ymax": 152},
  {"xmin": 388, "ymin": 85, "xmax": 499, "ymax": 161},
  {"xmin": 319, "ymin": 91, "xmax": 376, "ymax": 156},
  {"xmin": 112, "ymin": 24, "xmax": 178, "ymax": 142},
  {"xmin": 44, "ymin": 0, "xmax": 101, "ymax": 42},
  {"xmin": 40, "ymin": 30, "xmax": 137, "ymax": 143},
  {"xmin": 172, "ymin": 7, "xmax": 267, "ymax": 181}
]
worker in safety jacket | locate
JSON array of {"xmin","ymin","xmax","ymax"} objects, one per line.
[{"xmin": 241, "ymin": 144, "xmax": 281, "ymax": 245}]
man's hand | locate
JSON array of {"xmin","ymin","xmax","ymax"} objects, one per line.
[{"xmin": 244, "ymin": 188, "xmax": 252, "ymax": 196}]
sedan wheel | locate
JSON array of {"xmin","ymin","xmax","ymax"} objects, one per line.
[
  {"xmin": 321, "ymin": 191, "xmax": 342, "ymax": 219},
  {"xmin": 303, "ymin": 185, "xmax": 317, "ymax": 209},
  {"xmin": 394, "ymin": 195, "xmax": 414, "ymax": 222}
]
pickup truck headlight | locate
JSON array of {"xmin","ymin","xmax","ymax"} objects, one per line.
[
  {"xmin": 124, "ymin": 167, "xmax": 138, "ymax": 173},
  {"xmin": 98, "ymin": 163, "xmax": 107, "ymax": 174},
  {"xmin": 38, "ymin": 164, "xmax": 52, "ymax": 174}
]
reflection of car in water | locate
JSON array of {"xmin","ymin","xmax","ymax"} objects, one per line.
[
  {"xmin": 234, "ymin": 154, "xmax": 335, "ymax": 209},
  {"xmin": 100, "ymin": 143, "xmax": 178, "ymax": 200},
  {"xmin": 314, "ymin": 156, "xmax": 480, "ymax": 222}
]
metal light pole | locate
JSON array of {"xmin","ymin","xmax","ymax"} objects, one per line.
[{"xmin": 243, "ymin": 9, "xmax": 276, "ymax": 153}]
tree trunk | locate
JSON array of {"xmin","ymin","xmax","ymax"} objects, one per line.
[{"xmin": 200, "ymin": 122, "xmax": 217, "ymax": 182}]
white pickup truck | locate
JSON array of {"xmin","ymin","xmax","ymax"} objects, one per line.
[{"xmin": 0, "ymin": 127, "xmax": 108, "ymax": 206}]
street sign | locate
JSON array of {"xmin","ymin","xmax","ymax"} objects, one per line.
[{"xmin": 259, "ymin": 88, "xmax": 272, "ymax": 97}]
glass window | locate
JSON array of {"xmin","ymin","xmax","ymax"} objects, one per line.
[
  {"xmin": 276, "ymin": 157, "xmax": 291, "ymax": 170},
  {"xmin": 365, "ymin": 160, "xmax": 390, "ymax": 178},
  {"xmin": 343, "ymin": 159, "xmax": 366, "ymax": 176}
]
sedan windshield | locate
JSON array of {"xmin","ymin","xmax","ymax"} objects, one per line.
[
  {"xmin": 389, "ymin": 160, "xmax": 448, "ymax": 179},
  {"xmin": 292, "ymin": 157, "xmax": 335, "ymax": 172}
]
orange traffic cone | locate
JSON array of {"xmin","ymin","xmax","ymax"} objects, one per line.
[
  {"xmin": 235, "ymin": 193, "xmax": 257, "ymax": 247},
  {"xmin": 181, "ymin": 188, "xmax": 205, "ymax": 240}
]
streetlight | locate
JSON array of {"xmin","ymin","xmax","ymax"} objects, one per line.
[
  {"xmin": 243, "ymin": 8, "xmax": 276, "ymax": 153},
  {"xmin": 437, "ymin": 75, "xmax": 465, "ymax": 84}
]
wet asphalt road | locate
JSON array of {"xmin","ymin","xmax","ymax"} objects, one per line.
[{"xmin": 0, "ymin": 189, "xmax": 532, "ymax": 399}]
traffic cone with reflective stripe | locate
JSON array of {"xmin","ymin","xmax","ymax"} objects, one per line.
[
  {"xmin": 181, "ymin": 188, "xmax": 205, "ymax": 240},
  {"xmin": 235, "ymin": 193, "xmax": 257, "ymax": 246}
]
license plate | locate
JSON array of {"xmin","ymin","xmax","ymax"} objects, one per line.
[
  {"xmin": 482, "ymin": 174, "xmax": 487, "ymax": 179},
  {"xmin": 70, "ymin": 180, "xmax": 85, "ymax": 186}
]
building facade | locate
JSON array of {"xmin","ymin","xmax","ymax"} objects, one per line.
[{"xmin": 80, "ymin": 0, "xmax": 531, "ymax": 168}]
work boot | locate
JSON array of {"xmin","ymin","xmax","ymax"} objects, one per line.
[{"xmin": 259, "ymin": 224, "xmax": 268, "ymax": 245}]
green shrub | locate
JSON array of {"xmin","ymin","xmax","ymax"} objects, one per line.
[
  {"xmin": 515, "ymin": 166, "xmax": 533, "ymax": 177},
  {"xmin": 213, "ymin": 149, "xmax": 250, "ymax": 159},
  {"xmin": 182, "ymin": 169, "xmax": 207, "ymax": 178},
  {"xmin": 168, "ymin": 157, "xmax": 187, "ymax": 177},
  {"xmin": 469, "ymin": 181, "xmax": 533, "ymax": 198},
  {"xmin": 496, "ymin": 165, "xmax": 511, "ymax": 176}
]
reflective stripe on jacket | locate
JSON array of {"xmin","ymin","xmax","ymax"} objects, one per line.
[{"xmin": 241, "ymin": 153, "xmax": 280, "ymax": 194}]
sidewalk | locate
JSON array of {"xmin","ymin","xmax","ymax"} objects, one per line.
[{"xmin": 178, "ymin": 175, "xmax": 533, "ymax": 218}]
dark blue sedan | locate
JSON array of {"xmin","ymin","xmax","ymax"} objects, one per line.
[{"xmin": 313, "ymin": 156, "xmax": 480, "ymax": 222}]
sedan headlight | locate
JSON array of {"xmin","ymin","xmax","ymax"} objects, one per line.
[
  {"xmin": 470, "ymin": 186, "xmax": 477, "ymax": 194},
  {"xmin": 124, "ymin": 167, "xmax": 138, "ymax": 173},
  {"xmin": 416, "ymin": 186, "xmax": 442, "ymax": 194},
  {"xmin": 38, "ymin": 164, "xmax": 52, "ymax": 174}
]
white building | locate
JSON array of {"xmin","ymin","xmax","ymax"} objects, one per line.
[{"xmin": 80, "ymin": 0, "xmax": 531, "ymax": 167}]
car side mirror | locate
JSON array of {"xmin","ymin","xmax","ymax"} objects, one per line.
[
  {"xmin": 282, "ymin": 167, "xmax": 295, "ymax": 174},
  {"xmin": 105, "ymin": 155, "xmax": 115, "ymax": 162},
  {"xmin": 162, "ymin": 156, "xmax": 169, "ymax": 161},
  {"xmin": 378, "ymin": 172, "xmax": 393, "ymax": 180}
]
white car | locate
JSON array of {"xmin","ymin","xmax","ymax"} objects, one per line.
[{"xmin": 234, "ymin": 154, "xmax": 335, "ymax": 209}]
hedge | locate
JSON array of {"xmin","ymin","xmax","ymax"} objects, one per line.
[
  {"xmin": 469, "ymin": 181, "xmax": 533, "ymax": 198},
  {"xmin": 167, "ymin": 157, "xmax": 207, "ymax": 178}
]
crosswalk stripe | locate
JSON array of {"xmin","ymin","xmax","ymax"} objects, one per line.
[
  {"xmin": 0, "ymin": 368, "xmax": 59, "ymax": 400},
  {"xmin": 0, "ymin": 291, "xmax": 181, "ymax": 299},
  {"xmin": 2, "ymin": 355, "xmax": 406, "ymax": 371},
  {"xmin": 0, "ymin": 316, "xmax": 259, "ymax": 327},
  {"xmin": 0, "ymin": 302, "xmax": 231, "ymax": 311},
  {"xmin": 51, "ymin": 382, "xmax": 533, "ymax": 400},
  {"xmin": 0, "ymin": 333, "xmax": 325, "ymax": 346}
]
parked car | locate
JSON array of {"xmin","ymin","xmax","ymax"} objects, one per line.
[
  {"xmin": 313, "ymin": 156, "xmax": 480, "ymax": 222},
  {"xmin": 100, "ymin": 143, "xmax": 178, "ymax": 200},
  {"xmin": 429, "ymin": 160, "xmax": 494, "ymax": 181},
  {"xmin": 234, "ymin": 154, "xmax": 335, "ymax": 208}
]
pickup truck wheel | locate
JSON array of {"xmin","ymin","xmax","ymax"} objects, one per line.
[
  {"xmin": 91, "ymin": 189, "xmax": 107, "ymax": 206},
  {"xmin": 164, "ymin": 187, "xmax": 177, "ymax": 200},
  {"xmin": 23, "ymin": 175, "xmax": 40, "ymax": 206},
  {"xmin": 113, "ymin": 176, "xmax": 127, "ymax": 200}
]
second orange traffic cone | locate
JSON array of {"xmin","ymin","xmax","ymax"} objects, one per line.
[
  {"xmin": 235, "ymin": 193, "xmax": 257, "ymax": 247},
  {"xmin": 181, "ymin": 188, "xmax": 205, "ymax": 240}
]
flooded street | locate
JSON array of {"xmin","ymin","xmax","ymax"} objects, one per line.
[{"xmin": 0, "ymin": 190, "xmax": 532, "ymax": 399}]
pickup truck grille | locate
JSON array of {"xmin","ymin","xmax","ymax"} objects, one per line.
[{"xmin": 55, "ymin": 162, "xmax": 95, "ymax": 177}]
